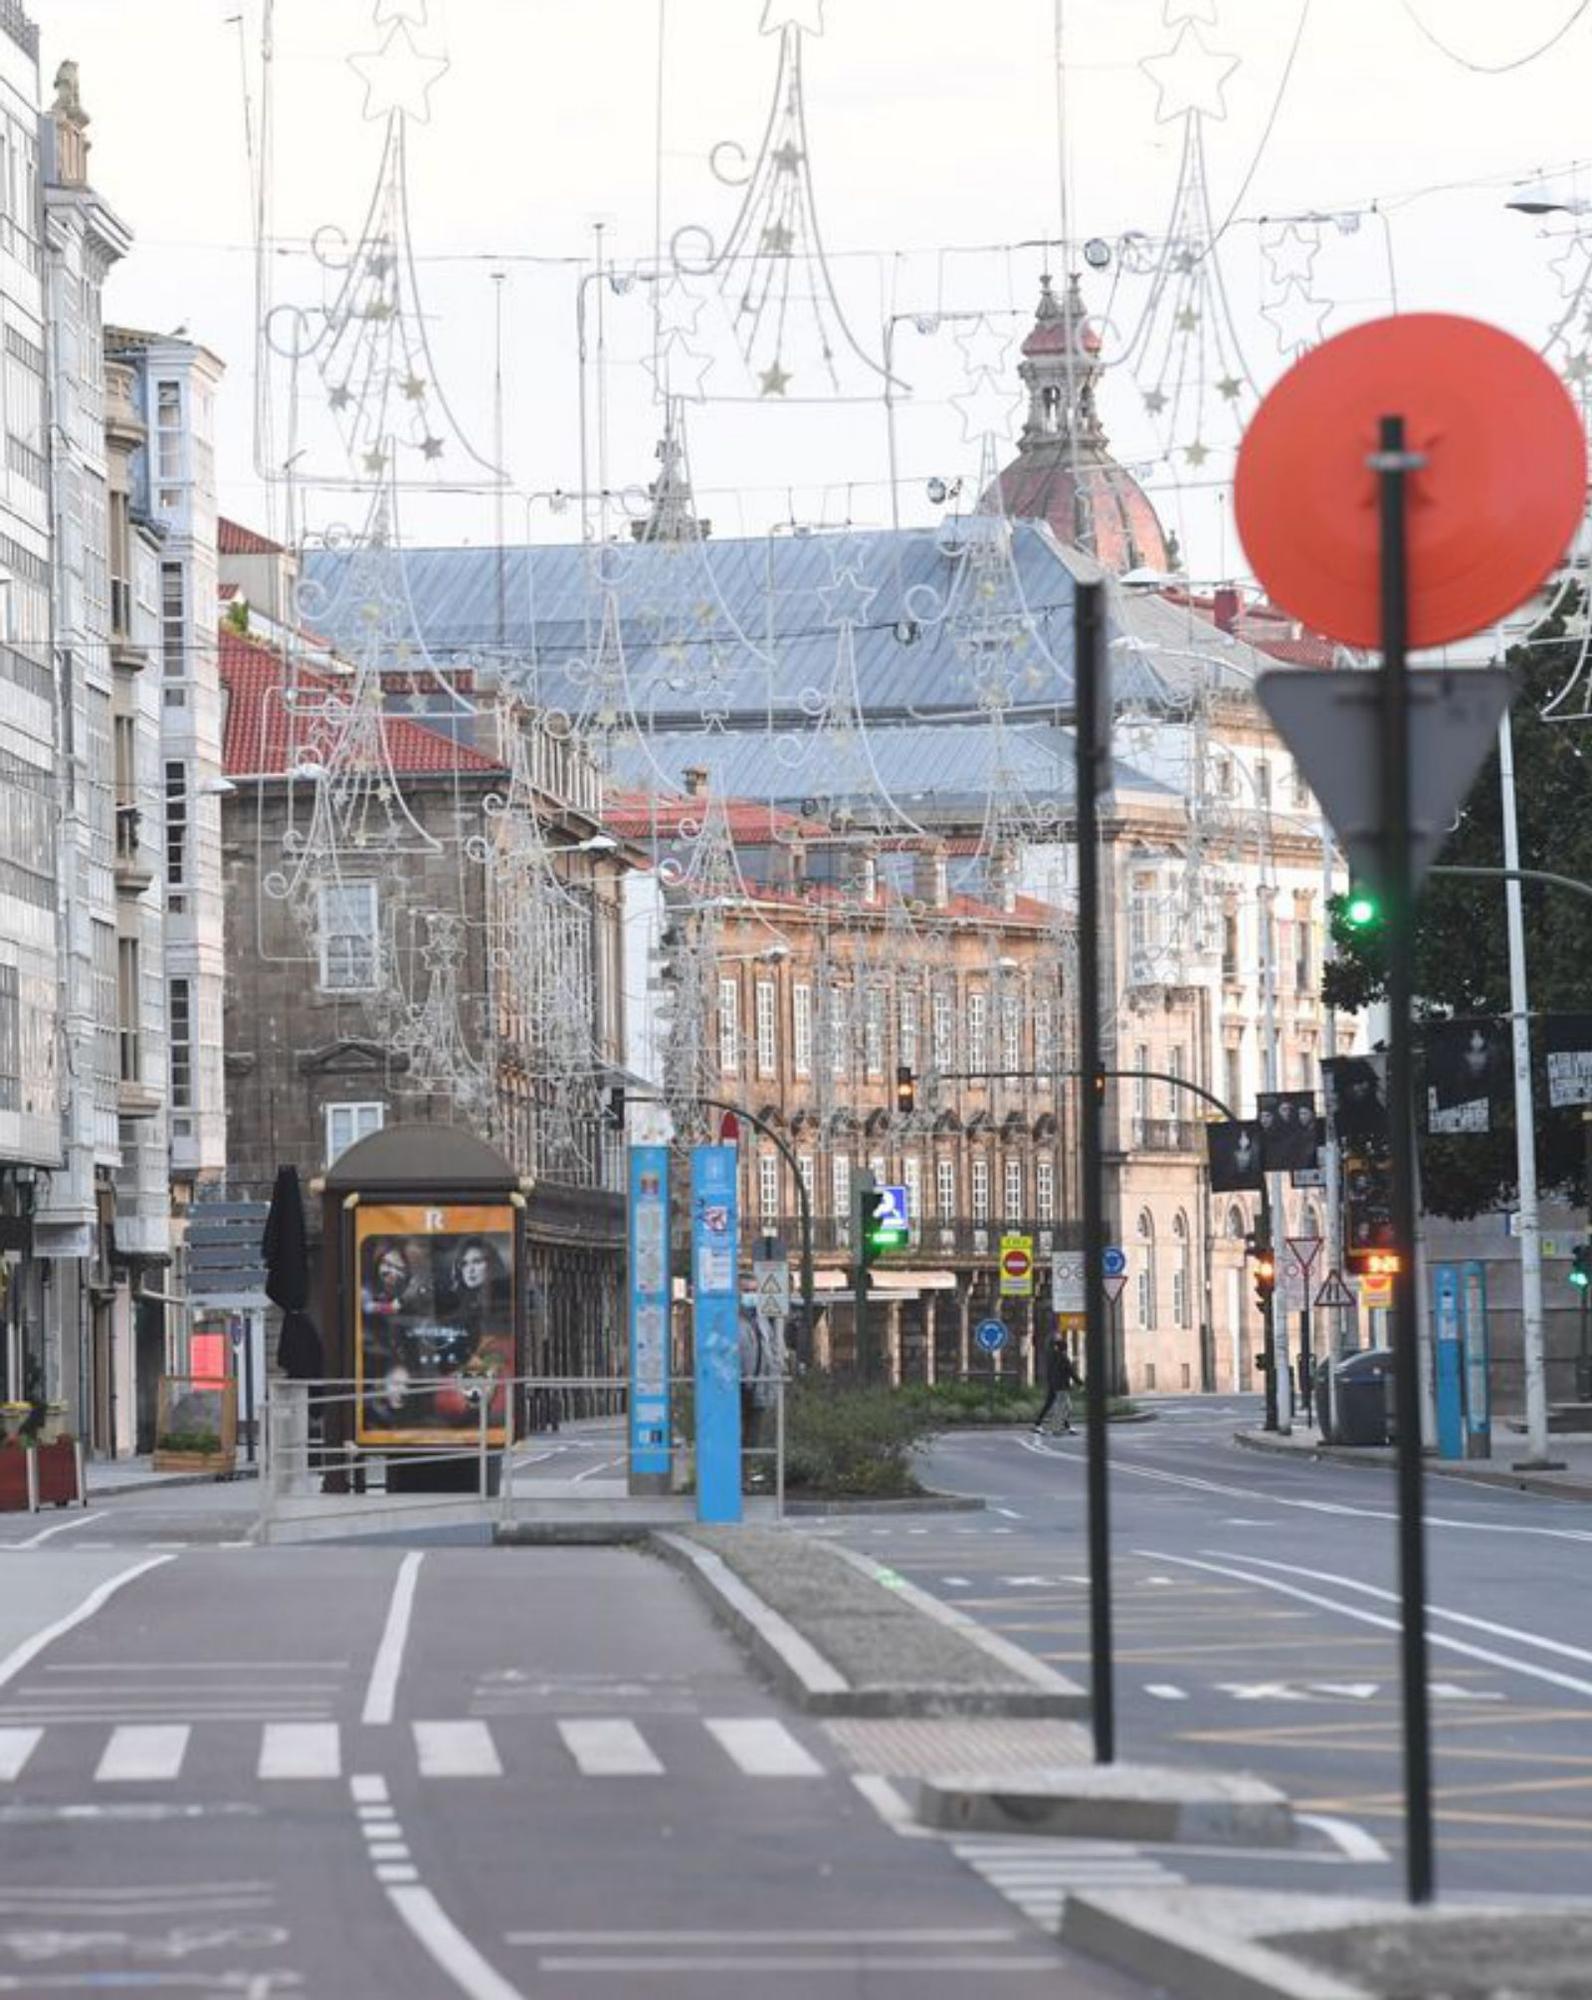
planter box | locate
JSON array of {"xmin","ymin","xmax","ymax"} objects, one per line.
[
  {"xmin": 0, "ymin": 1450, "xmax": 33, "ymax": 1512},
  {"xmin": 34, "ymin": 1440, "xmax": 82, "ymax": 1507},
  {"xmin": 151, "ymin": 1448, "xmax": 235, "ymax": 1477}
]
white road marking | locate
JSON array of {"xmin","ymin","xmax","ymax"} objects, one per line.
[
  {"xmin": 0, "ymin": 1729, "xmax": 40, "ymax": 1780},
  {"xmin": 0, "ymin": 1556, "xmax": 172, "ymax": 1696},
  {"xmin": 377, "ymin": 1862, "xmax": 420, "ymax": 1884},
  {"xmin": 534, "ymin": 1953, "xmax": 1058, "ymax": 1972},
  {"xmin": 990, "ymin": 1506, "xmax": 1024, "ymax": 1519},
  {"xmin": 9, "ymin": 1512, "xmax": 102, "ymax": 1550},
  {"xmin": 415, "ymin": 1719, "xmax": 503, "ymax": 1778},
  {"xmin": 387, "ymin": 1882, "xmax": 529, "ymax": 2000},
  {"xmin": 557, "ymin": 1718, "xmax": 663, "ymax": 1776},
  {"xmin": 849, "ymin": 1772, "xmax": 934, "ymax": 1836},
  {"xmin": 1143, "ymin": 1683, "xmax": 1187, "ymax": 1701},
  {"xmin": 508, "ymin": 1929, "xmax": 1023, "ymax": 1945},
  {"xmin": 940, "ymin": 1576, "xmax": 972, "ymax": 1588},
  {"xmin": 350, "ymin": 1773, "xmax": 389, "ymax": 1804},
  {"xmin": 95, "ymin": 1725, "xmax": 190, "ymax": 1782},
  {"xmin": 258, "ymin": 1721, "xmax": 340, "ymax": 1779},
  {"xmin": 1295, "ymin": 1813, "xmax": 1390, "ymax": 1863},
  {"xmin": 704, "ymin": 1717, "xmax": 824, "ymax": 1777},
  {"xmin": 1432, "ymin": 1682, "xmax": 1505, "ymax": 1701},
  {"xmin": 362, "ymin": 1550, "xmax": 424, "ymax": 1726},
  {"xmin": 1139, "ymin": 1551, "xmax": 1592, "ymax": 1701},
  {"xmin": 571, "ymin": 1456, "xmax": 624, "ymax": 1484},
  {"xmin": 369, "ymin": 1840, "xmax": 412, "ymax": 1861}
]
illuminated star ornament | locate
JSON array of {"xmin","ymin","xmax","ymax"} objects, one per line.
[
  {"xmin": 819, "ymin": 568, "xmax": 878, "ymax": 628},
  {"xmin": 348, "ymin": 21, "xmax": 449, "ymax": 124},
  {"xmin": 1139, "ymin": 23, "xmax": 1240, "ymax": 123}
]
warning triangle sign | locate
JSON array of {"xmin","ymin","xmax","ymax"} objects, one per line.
[
  {"xmin": 1256, "ymin": 667, "xmax": 1513, "ymax": 896},
  {"xmin": 1314, "ymin": 1270, "xmax": 1356, "ymax": 1310}
]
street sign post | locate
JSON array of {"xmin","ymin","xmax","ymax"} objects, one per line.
[
  {"xmin": 1000, "ymin": 1233, "xmax": 1035, "ymax": 1299},
  {"xmin": 1315, "ymin": 1270, "xmax": 1356, "ymax": 1311},
  {"xmin": 975, "ymin": 1316, "xmax": 1007, "ymax": 1421}
]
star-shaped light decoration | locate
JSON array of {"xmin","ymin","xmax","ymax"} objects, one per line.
[
  {"xmin": 760, "ymin": 360, "xmax": 793, "ymax": 396},
  {"xmin": 364, "ymin": 446, "xmax": 388, "ymax": 474},
  {"xmin": 760, "ymin": 0, "xmax": 825, "ymax": 32},
  {"xmin": 644, "ymin": 344, "xmax": 714, "ymax": 403},
  {"xmin": 1184, "ymin": 440, "xmax": 1210, "ymax": 468},
  {"xmin": 1216, "ymin": 374, "xmax": 1244, "ymax": 401},
  {"xmin": 954, "ymin": 315, "xmax": 1012, "ymax": 381},
  {"xmin": 1173, "ymin": 245, "xmax": 1200, "ymax": 275},
  {"xmin": 420, "ymin": 435, "xmax": 445, "ymax": 460},
  {"xmin": 761, "ymin": 221, "xmax": 795, "ymax": 256},
  {"xmin": 1143, "ymin": 387, "xmax": 1168, "ymax": 415},
  {"xmin": 1564, "ymin": 350, "xmax": 1591, "ymax": 386},
  {"xmin": 653, "ymin": 278, "xmax": 704, "ymax": 346},
  {"xmin": 772, "ymin": 141, "xmax": 805, "ymax": 174},
  {"xmin": 1262, "ymin": 284, "xmax": 1331, "ymax": 358},
  {"xmin": 1140, "ymin": 23, "xmax": 1240, "ymax": 124},
  {"xmin": 1549, "ymin": 237, "xmax": 1592, "ymax": 299},
  {"xmin": 400, "ymin": 373, "xmax": 427, "ymax": 401},
  {"xmin": 1174, "ymin": 305, "xmax": 1199, "ymax": 333},
  {"xmin": 348, "ymin": 21, "xmax": 449, "ymax": 124},
  {"xmin": 818, "ymin": 567, "xmax": 878, "ymax": 628},
  {"xmin": 950, "ymin": 374, "xmax": 1022, "ymax": 441},
  {"xmin": 329, "ymin": 383, "xmax": 353, "ymax": 411},
  {"xmin": 364, "ymin": 297, "xmax": 394, "ymax": 322},
  {"xmin": 1263, "ymin": 222, "xmax": 1320, "ymax": 289}
]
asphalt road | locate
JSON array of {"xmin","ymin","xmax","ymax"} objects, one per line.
[
  {"xmin": 0, "ymin": 1530, "xmax": 1154, "ymax": 1999},
  {"xmin": 829, "ymin": 1394, "xmax": 1592, "ymax": 1904}
]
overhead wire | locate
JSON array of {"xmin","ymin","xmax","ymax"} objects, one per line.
[{"xmin": 1398, "ymin": 0, "xmax": 1592, "ymax": 74}]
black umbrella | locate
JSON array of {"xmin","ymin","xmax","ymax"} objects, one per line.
[{"xmin": 262, "ymin": 1165, "xmax": 324, "ymax": 1379}]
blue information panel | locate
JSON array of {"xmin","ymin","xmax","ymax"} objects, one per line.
[
  {"xmin": 1432, "ymin": 1262, "xmax": 1464, "ymax": 1461},
  {"xmin": 1460, "ymin": 1259, "xmax": 1490, "ymax": 1446},
  {"xmin": 691, "ymin": 1145, "xmax": 742, "ymax": 1524},
  {"xmin": 628, "ymin": 1146, "xmax": 672, "ymax": 1481}
]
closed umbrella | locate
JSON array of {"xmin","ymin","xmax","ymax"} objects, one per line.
[{"xmin": 262, "ymin": 1165, "xmax": 323, "ymax": 1379}]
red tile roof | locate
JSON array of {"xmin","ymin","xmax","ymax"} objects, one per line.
[
  {"xmin": 219, "ymin": 518, "xmax": 285, "ymax": 557},
  {"xmin": 603, "ymin": 790, "xmax": 830, "ymax": 844},
  {"xmin": 1166, "ymin": 588, "xmax": 1338, "ymax": 667},
  {"xmin": 218, "ymin": 628, "xmax": 502, "ymax": 779}
]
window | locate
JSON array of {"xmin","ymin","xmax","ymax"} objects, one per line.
[
  {"xmin": 160, "ymin": 562, "xmax": 184, "ymax": 677},
  {"xmin": 117, "ymin": 937, "xmax": 140, "ymax": 1083},
  {"xmin": 831, "ymin": 1153, "xmax": 851, "ymax": 1229},
  {"xmin": 967, "ymin": 990, "xmax": 988, "ymax": 1073},
  {"xmin": 1294, "ymin": 897, "xmax": 1313, "ymax": 991},
  {"xmin": 864, "ymin": 987, "xmax": 884, "ymax": 1076},
  {"xmin": 1004, "ymin": 1156, "xmax": 1023, "ymax": 1219},
  {"xmin": 792, "ymin": 984, "xmax": 812, "ymax": 1078},
  {"xmin": 718, "ymin": 978, "xmax": 739, "ymax": 1074},
  {"xmin": 899, "ymin": 990, "xmax": 919, "ymax": 1072},
  {"xmin": 932, "ymin": 988, "xmax": 954, "ymax": 1071},
  {"xmin": 1224, "ymin": 1043, "xmax": 1242, "ymax": 1117},
  {"xmin": 1290, "ymin": 758, "xmax": 1309, "ymax": 808},
  {"xmin": 1167, "ymin": 1044, "xmax": 1186, "ymax": 1131},
  {"xmin": 829, "ymin": 988, "xmax": 849, "ymax": 1077},
  {"xmin": 164, "ymin": 761, "xmax": 187, "ymax": 889},
  {"xmin": 1172, "ymin": 1211, "xmax": 1192, "ymax": 1329},
  {"xmin": 156, "ymin": 379, "xmax": 182, "ymax": 499},
  {"xmin": 1136, "ymin": 1209, "xmax": 1157, "ymax": 1329},
  {"xmin": 798, "ymin": 1153, "xmax": 814, "ymax": 1198},
  {"xmin": 903, "ymin": 1156, "xmax": 922, "ymax": 1237},
  {"xmin": 936, "ymin": 1155, "xmax": 956, "ymax": 1219},
  {"xmin": 1256, "ymin": 758, "xmax": 1272, "ymax": 805},
  {"xmin": 1129, "ymin": 869, "xmax": 1161, "ymax": 964},
  {"xmin": 318, "ymin": 880, "xmax": 380, "ymax": 992},
  {"xmin": 1036, "ymin": 1157, "xmax": 1055, "ymax": 1223},
  {"xmin": 868, "ymin": 1153, "xmax": 887, "ymax": 1188},
  {"xmin": 1214, "ymin": 755, "xmax": 1234, "ymax": 798},
  {"xmin": 1035, "ymin": 1001, "xmax": 1055, "ymax": 1082},
  {"xmin": 754, "ymin": 980, "xmax": 776, "ymax": 1077},
  {"xmin": 0, "ymin": 962, "xmax": 17, "ymax": 1112},
  {"xmin": 1133, "ymin": 1044, "xmax": 1149, "ymax": 1130},
  {"xmin": 168, "ymin": 976, "xmax": 192, "ymax": 1109},
  {"xmin": 971, "ymin": 1154, "xmax": 990, "ymax": 1222},
  {"xmin": 758, "ymin": 1151, "xmax": 779, "ymax": 1223},
  {"xmin": 1001, "ymin": 992, "xmax": 1021, "ymax": 1077},
  {"xmin": 326, "ymin": 1101, "xmax": 384, "ymax": 1164}
]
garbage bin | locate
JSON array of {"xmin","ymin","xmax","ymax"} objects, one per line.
[
  {"xmin": 1312, "ymin": 1357, "xmax": 1334, "ymax": 1441},
  {"xmin": 1333, "ymin": 1347, "xmax": 1395, "ymax": 1446}
]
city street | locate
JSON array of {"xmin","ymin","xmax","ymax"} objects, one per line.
[
  {"xmin": 0, "ymin": 1510, "xmax": 1152, "ymax": 1999},
  {"xmin": 828, "ymin": 1396, "xmax": 1592, "ymax": 1903}
]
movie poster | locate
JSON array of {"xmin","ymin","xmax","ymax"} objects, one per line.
[{"xmin": 353, "ymin": 1203, "xmax": 516, "ymax": 1447}]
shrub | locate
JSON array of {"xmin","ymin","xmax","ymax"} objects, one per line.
[
  {"xmin": 781, "ymin": 1379, "xmax": 933, "ymax": 1497},
  {"xmin": 157, "ymin": 1429, "xmax": 222, "ymax": 1455}
]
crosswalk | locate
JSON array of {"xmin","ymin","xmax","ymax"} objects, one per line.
[
  {"xmin": 950, "ymin": 1834, "xmax": 1186, "ymax": 1932},
  {"xmin": 0, "ymin": 1713, "xmax": 827, "ymax": 1788}
]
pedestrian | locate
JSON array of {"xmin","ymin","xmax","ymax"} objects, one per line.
[{"xmin": 1032, "ymin": 1331, "xmax": 1079, "ymax": 1436}]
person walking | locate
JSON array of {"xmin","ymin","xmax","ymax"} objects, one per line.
[{"xmin": 1033, "ymin": 1331, "xmax": 1079, "ymax": 1435}]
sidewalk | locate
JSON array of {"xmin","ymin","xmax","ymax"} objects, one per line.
[
  {"xmin": 1234, "ymin": 1421, "xmax": 1592, "ymax": 1501},
  {"xmin": 82, "ymin": 1454, "xmax": 260, "ymax": 1500}
]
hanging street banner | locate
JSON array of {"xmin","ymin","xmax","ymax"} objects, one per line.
[
  {"xmin": 999, "ymin": 1233, "xmax": 1035, "ymax": 1299},
  {"xmin": 691, "ymin": 1145, "xmax": 742, "ymax": 1525},
  {"xmin": 627, "ymin": 1146, "xmax": 672, "ymax": 1486}
]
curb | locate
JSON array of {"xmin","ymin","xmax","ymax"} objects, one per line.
[
  {"xmin": 1232, "ymin": 1429, "xmax": 1592, "ymax": 1502},
  {"xmin": 825, "ymin": 1544, "xmax": 1088, "ymax": 1716},
  {"xmin": 914, "ymin": 1764, "xmax": 1292, "ymax": 1845},
  {"xmin": 783, "ymin": 1493, "xmax": 986, "ymax": 1516},
  {"xmin": 88, "ymin": 1465, "xmax": 262, "ymax": 1501},
  {"xmin": 650, "ymin": 1531, "xmax": 853, "ymax": 1711},
  {"xmin": 1061, "ymin": 1893, "xmax": 1368, "ymax": 2000}
]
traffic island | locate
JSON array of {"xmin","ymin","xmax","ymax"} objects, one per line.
[
  {"xmin": 1061, "ymin": 1887, "xmax": 1592, "ymax": 2000},
  {"xmin": 654, "ymin": 1524, "xmax": 1087, "ymax": 1717},
  {"xmin": 915, "ymin": 1762, "xmax": 1293, "ymax": 1845}
]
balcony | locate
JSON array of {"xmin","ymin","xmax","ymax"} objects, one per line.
[
  {"xmin": 113, "ymin": 807, "xmax": 155, "ymax": 896},
  {"xmin": 1130, "ymin": 1117, "xmax": 1195, "ymax": 1154},
  {"xmin": 117, "ymin": 1078, "xmax": 163, "ymax": 1121}
]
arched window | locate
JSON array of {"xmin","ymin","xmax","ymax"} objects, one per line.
[
  {"xmin": 1224, "ymin": 1203, "xmax": 1247, "ymax": 1240},
  {"xmin": 1136, "ymin": 1209, "xmax": 1157, "ymax": 1330},
  {"xmin": 1301, "ymin": 1203, "xmax": 1322, "ymax": 1239},
  {"xmin": 1172, "ymin": 1211, "xmax": 1193, "ymax": 1329}
]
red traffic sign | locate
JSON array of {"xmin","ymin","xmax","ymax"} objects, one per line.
[
  {"xmin": 1235, "ymin": 314, "xmax": 1585, "ymax": 650},
  {"xmin": 1001, "ymin": 1247, "xmax": 1031, "ymax": 1279},
  {"xmin": 1285, "ymin": 1236, "xmax": 1323, "ymax": 1278}
]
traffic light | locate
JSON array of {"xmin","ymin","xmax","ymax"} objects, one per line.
[
  {"xmin": 895, "ymin": 1064, "xmax": 915, "ymax": 1116},
  {"xmin": 854, "ymin": 1176, "xmax": 906, "ymax": 1269},
  {"xmin": 1570, "ymin": 1245, "xmax": 1592, "ymax": 1292},
  {"xmin": 1342, "ymin": 886, "xmax": 1381, "ymax": 931},
  {"xmin": 1245, "ymin": 1229, "xmax": 1275, "ymax": 1314}
]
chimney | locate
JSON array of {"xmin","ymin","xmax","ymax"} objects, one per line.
[
  {"xmin": 682, "ymin": 766, "xmax": 709, "ymax": 798},
  {"xmin": 1213, "ymin": 585, "xmax": 1240, "ymax": 634},
  {"xmin": 913, "ymin": 841, "xmax": 949, "ymax": 910}
]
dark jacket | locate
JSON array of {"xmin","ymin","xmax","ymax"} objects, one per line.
[{"xmin": 1045, "ymin": 1340, "xmax": 1078, "ymax": 1393}]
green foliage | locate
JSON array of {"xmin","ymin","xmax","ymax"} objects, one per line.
[
  {"xmin": 156, "ymin": 1429, "xmax": 223, "ymax": 1455},
  {"xmin": 903, "ymin": 1380, "xmax": 1138, "ymax": 1426},
  {"xmin": 781, "ymin": 1379, "xmax": 931, "ymax": 1497},
  {"xmin": 224, "ymin": 596, "xmax": 251, "ymax": 635},
  {"xmin": 1321, "ymin": 612, "xmax": 1592, "ymax": 1219}
]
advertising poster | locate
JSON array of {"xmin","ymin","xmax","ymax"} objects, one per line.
[
  {"xmin": 354, "ymin": 1203, "xmax": 516, "ymax": 1447},
  {"xmin": 628, "ymin": 1146, "xmax": 672, "ymax": 1479},
  {"xmin": 691, "ymin": 1144, "xmax": 742, "ymax": 1524}
]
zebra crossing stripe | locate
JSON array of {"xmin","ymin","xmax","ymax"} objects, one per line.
[
  {"xmin": 704, "ymin": 1717, "xmax": 823, "ymax": 1777},
  {"xmin": 0, "ymin": 1727, "xmax": 40, "ymax": 1780},
  {"xmin": 95, "ymin": 1725, "xmax": 190, "ymax": 1782},
  {"xmin": 557, "ymin": 1719, "xmax": 663, "ymax": 1777},
  {"xmin": 413, "ymin": 1720, "xmax": 502, "ymax": 1779},
  {"xmin": 258, "ymin": 1722, "xmax": 341, "ymax": 1780}
]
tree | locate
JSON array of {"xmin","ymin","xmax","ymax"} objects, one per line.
[{"xmin": 1322, "ymin": 610, "xmax": 1592, "ymax": 1219}]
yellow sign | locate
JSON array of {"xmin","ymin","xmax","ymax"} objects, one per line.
[
  {"xmin": 1359, "ymin": 1271, "xmax": 1394, "ymax": 1309},
  {"xmin": 999, "ymin": 1232, "xmax": 1035, "ymax": 1299},
  {"xmin": 1056, "ymin": 1312, "xmax": 1087, "ymax": 1332}
]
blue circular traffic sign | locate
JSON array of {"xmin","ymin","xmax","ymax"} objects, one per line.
[
  {"xmin": 1102, "ymin": 1247, "xmax": 1127, "ymax": 1279},
  {"xmin": 975, "ymin": 1319, "xmax": 1008, "ymax": 1354}
]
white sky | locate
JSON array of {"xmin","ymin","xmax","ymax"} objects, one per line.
[{"xmin": 33, "ymin": 0, "xmax": 1592, "ymax": 579}]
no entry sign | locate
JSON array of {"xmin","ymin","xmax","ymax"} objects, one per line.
[{"xmin": 1000, "ymin": 1233, "xmax": 1034, "ymax": 1299}]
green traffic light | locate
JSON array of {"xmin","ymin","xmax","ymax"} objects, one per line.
[
  {"xmin": 1345, "ymin": 891, "xmax": 1379, "ymax": 929},
  {"xmin": 1571, "ymin": 1264, "xmax": 1591, "ymax": 1291}
]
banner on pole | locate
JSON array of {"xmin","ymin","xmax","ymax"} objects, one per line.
[
  {"xmin": 627, "ymin": 1146, "xmax": 672, "ymax": 1482},
  {"xmin": 691, "ymin": 1145, "xmax": 742, "ymax": 1525}
]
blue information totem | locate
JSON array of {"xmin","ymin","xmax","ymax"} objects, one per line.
[
  {"xmin": 627, "ymin": 1146, "xmax": 672, "ymax": 1490},
  {"xmin": 1460, "ymin": 1260, "xmax": 1490, "ymax": 1458},
  {"xmin": 691, "ymin": 1144, "xmax": 743, "ymax": 1524},
  {"xmin": 1432, "ymin": 1262, "xmax": 1464, "ymax": 1461}
]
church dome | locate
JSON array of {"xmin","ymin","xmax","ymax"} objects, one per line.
[{"xmin": 984, "ymin": 274, "xmax": 1171, "ymax": 577}]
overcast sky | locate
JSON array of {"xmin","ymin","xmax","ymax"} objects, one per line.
[{"xmin": 35, "ymin": 0, "xmax": 1592, "ymax": 579}]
